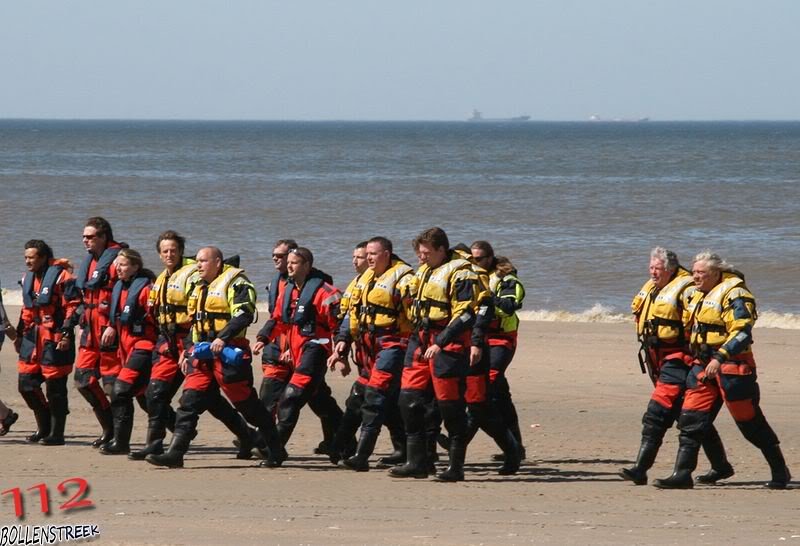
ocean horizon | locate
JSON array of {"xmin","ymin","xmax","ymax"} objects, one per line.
[{"xmin": 2, "ymin": 119, "xmax": 798, "ymax": 327}]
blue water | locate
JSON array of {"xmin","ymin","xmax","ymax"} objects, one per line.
[{"xmin": 1, "ymin": 120, "xmax": 798, "ymax": 320}]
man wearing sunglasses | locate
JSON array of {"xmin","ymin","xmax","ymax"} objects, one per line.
[{"xmin": 69, "ymin": 217, "xmax": 127, "ymax": 447}]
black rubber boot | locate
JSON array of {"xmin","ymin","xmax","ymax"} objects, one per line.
[
  {"xmin": 494, "ymin": 428, "xmax": 522, "ymax": 475},
  {"xmin": 426, "ymin": 431, "xmax": 440, "ymax": 472},
  {"xmin": 25, "ymin": 406, "xmax": 51, "ymax": 444},
  {"xmin": 695, "ymin": 427, "xmax": 735, "ymax": 484},
  {"xmin": 233, "ymin": 396, "xmax": 284, "ymax": 468},
  {"xmin": 762, "ymin": 444, "xmax": 791, "ymax": 490},
  {"xmin": 100, "ymin": 402, "xmax": 133, "ymax": 455},
  {"xmin": 376, "ymin": 433, "xmax": 406, "ymax": 469},
  {"xmin": 472, "ymin": 403, "xmax": 519, "ymax": 475},
  {"xmin": 328, "ymin": 408, "xmax": 362, "ymax": 465},
  {"xmin": 91, "ymin": 407, "xmax": 114, "ymax": 448},
  {"xmin": 388, "ymin": 435, "xmax": 429, "ymax": 479},
  {"xmin": 620, "ymin": 441, "xmax": 660, "ymax": 485},
  {"xmin": 0, "ymin": 410, "xmax": 18, "ymax": 436},
  {"xmin": 258, "ymin": 431, "xmax": 288, "ymax": 468},
  {"xmin": 39, "ymin": 394, "xmax": 68, "ymax": 446},
  {"xmin": 653, "ymin": 446, "xmax": 698, "ymax": 489},
  {"xmin": 223, "ymin": 405, "xmax": 261, "ymax": 460},
  {"xmin": 237, "ymin": 426, "xmax": 264, "ymax": 460},
  {"xmin": 146, "ymin": 431, "xmax": 192, "ymax": 468},
  {"xmin": 436, "ymin": 437, "xmax": 466, "ymax": 482},
  {"xmin": 128, "ymin": 422, "xmax": 167, "ymax": 460},
  {"xmin": 23, "ymin": 395, "xmax": 51, "ymax": 443},
  {"xmin": 343, "ymin": 429, "xmax": 379, "ymax": 472}
]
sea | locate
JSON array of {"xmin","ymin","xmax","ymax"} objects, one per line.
[{"xmin": 1, "ymin": 120, "xmax": 798, "ymax": 328}]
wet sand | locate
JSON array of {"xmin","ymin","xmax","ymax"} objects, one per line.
[{"xmin": 1, "ymin": 310, "xmax": 797, "ymax": 545}]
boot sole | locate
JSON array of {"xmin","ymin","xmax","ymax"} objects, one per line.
[
  {"xmin": 619, "ymin": 469, "xmax": 648, "ymax": 486},
  {"xmin": 343, "ymin": 463, "xmax": 370, "ymax": 472},
  {"xmin": 434, "ymin": 475, "xmax": 464, "ymax": 482},
  {"xmin": 695, "ymin": 469, "xmax": 735, "ymax": 484},
  {"xmin": 652, "ymin": 480, "xmax": 693, "ymax": 489},
  {"xmin": 145, "ymin": 457, "xmax": 184, "ymax": 469},
  {"xmin": 388, "ymin": 471, "xmax": 428, "ymax": 479}
]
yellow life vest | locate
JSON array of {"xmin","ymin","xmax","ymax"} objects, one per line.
[
  {"xmin": 339, "ymin": 273, "xmax": 366, "ymax": 322},
  {"xmin": 353, "ymin": 258, "xmax": 413, "ymax": 333},
  {"xmin": 688, "ymin": 272, "xmax": 756, "ymax": 350},
  {"xmin": 489, "ymin": 271, "xmax": 525, "ymax": 334},
  {"xmin": 453, "ymin": 248, "xmax": 491, "ymax": 304},
  {"xmin": 632, "ymin": 267, "xmax": 694, "ymax": 343},
  {"xmin": 188, "ymin": 265, "xmax": 245, "ymax": 338},
  {"xmin": 150, "ymin": 259, "xmax": 198, "ymax": 328},
  {"xmin": 411, "ymin": 255, "xmax": 474, "ymax": 325}
]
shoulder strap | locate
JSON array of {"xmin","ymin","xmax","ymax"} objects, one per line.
[
  {"xmin": 36, "ymin": 265, "xmax": 64, "ymax": 306},
  {"xmin": 109, "ymin": 280, "xmax": 124, "ymax": 325},
  {"xmin": 81, "ymin": 247, "xmax": 122, "ymax": 290},
  {"xmin": 268, "ymin": 272, "xmax": 283, "ymax": 314},
  {"xmin": 75, "ymin": 253, "xmax": 93, "ymax": 290},
  {"xmin": 283, "ymin": 276, "xmax": 324, "ymax": 325},
  {"xmin": 119, "ymin": 276, "xmax": 150, "ymax": 325},
  {"xmin": 21, "ymin": 272, "xmax": 35, "ymax": 308}
]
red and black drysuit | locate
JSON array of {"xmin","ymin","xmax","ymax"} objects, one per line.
[
  {"xmin": 392, "ymin": 254, "xmax": 477, "ymax": 481},
  {"xmin": 257, "ymin": 269, "xmax": 344, "ymax": 452},
  {"xmin": 16, "ymin": 259, "xmax": 80, "ymax": 444},
  {"xmin": 151, "ymin": 270, "xmax": 283, "ymax": 468},
  {"xmin": 69, "ymin": 242, "xmax": 125, "ymax": 445},
  {"xmin": 99, "ymin": 273, "xmax": 157, "ymax": 454},
  {"xmin": 265, "ymin": 275, "xmax": 342, "ymax": 450}
]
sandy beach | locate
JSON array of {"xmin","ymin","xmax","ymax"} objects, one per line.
[{"xmin": 1, "ymin": 309, "xmax": 796, "ymax": 545}]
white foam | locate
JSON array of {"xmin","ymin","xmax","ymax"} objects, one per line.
[
  {"xmin": 0, "ymin": 288, "xmax": 22, "ymax": 306},
  {"xmin": 518, "ymin": 303, "xmax": 629, "ymax": 324},
  {"xmin": 518, "ymin": 303, "xmax": 800, "ymax": 330},
  {"xmin": 4, "ymin": 289, "xmax": 798, "ymax": 330},
  {"xmin": 754, "ymin": 311, "xmax": 800, "ymax": 330}
]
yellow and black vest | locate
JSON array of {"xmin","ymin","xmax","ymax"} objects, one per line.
[
  {"xmin": 150, "ymin": 259, "xmax": 198, "ymax": 330},
  {"xmin": 632, "ymin": 267, "xmax": 693, "ymax": 345},
  {"xmin": 354, "ymin": 258, "xmax": 413, "ymax": 334},
  {"xmin": 188, "ymin": 265, "xmax": 245, "ymax": 340}
]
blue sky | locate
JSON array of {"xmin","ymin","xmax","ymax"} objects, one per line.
[{"xmin": 2, "ymin": 1, "xmax": 798, "ymax": 120}]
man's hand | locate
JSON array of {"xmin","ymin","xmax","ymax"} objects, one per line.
[
  {"xmin": 423, "ymin": 343, "xmax": 441, "ymax": 361},
  {"xmin": 327, "ymin": 352, "xmax": 341, "ymax": 371},
  {"xmin": 280, "ymin": 349, "xmax": 293, "ymax": 365},
  {"xmin": 469, "ymin": 345, "xmax": 482, "ymax": 367},
  {"xmin": 210, "ymin": 338, "xmax": 225, "ymax": 355},
  {"xmin": 100, "ymin": 327, "xmax": 116, "ymax": 349},
  {"xmin": 56, "ymin": 337, "xmax": 70, "ymax": 351},
  {"xmin": 326, "ymin": 341, "xmax": 347, "ymax": 368},
  {"xmin": 179, "ymin": 352, "xmax": 190, "ymax": 375},
  {"xmin": 704, "ymin": 358, "xmax": 722, "ymax": 381},
  {"xmin": 253, "ymin": 340, "xmax": 265, "ymax": 355}
]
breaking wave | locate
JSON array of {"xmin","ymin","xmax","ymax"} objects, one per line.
[
  {"xmin": 3, "ymin": 290, "xmax": 798, "ymax": 330},
  {"xmin": 518, "ymin": 304, "xmax": 800, "ymax": 330}
]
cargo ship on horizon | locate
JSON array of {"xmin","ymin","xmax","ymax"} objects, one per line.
[{"xmin": 467, "ymin": 109, "xmax": 530, "ymax": 122}]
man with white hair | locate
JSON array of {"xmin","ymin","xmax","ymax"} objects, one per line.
[
  {"xmin": 621, "ymin": 247, "xmax": 733, "ymax": 486},
  {"xmin": 654, "ymin": 251, "xmax": 790, "ymax": 489}
]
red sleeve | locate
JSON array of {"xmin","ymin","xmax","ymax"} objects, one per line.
[{"xmin": 317, "ymin": 285, "xmax": 342, "ymax": 336}]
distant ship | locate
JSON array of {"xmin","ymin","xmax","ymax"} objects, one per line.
[{"xmin": 467, "ymin": 109, "xmax": 530, "ymax": 122}]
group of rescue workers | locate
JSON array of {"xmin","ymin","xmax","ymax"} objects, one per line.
[
  {"xmin": 0, "ymin": 218, "xmax": 528, "ymax": 482},
  {"xmin": 0, "ymin": 218, "xmax": 790, "ymax": 488},
  {"xmin": 621, "ymin": 247, "xmax": 791, "ymax": 490}
]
